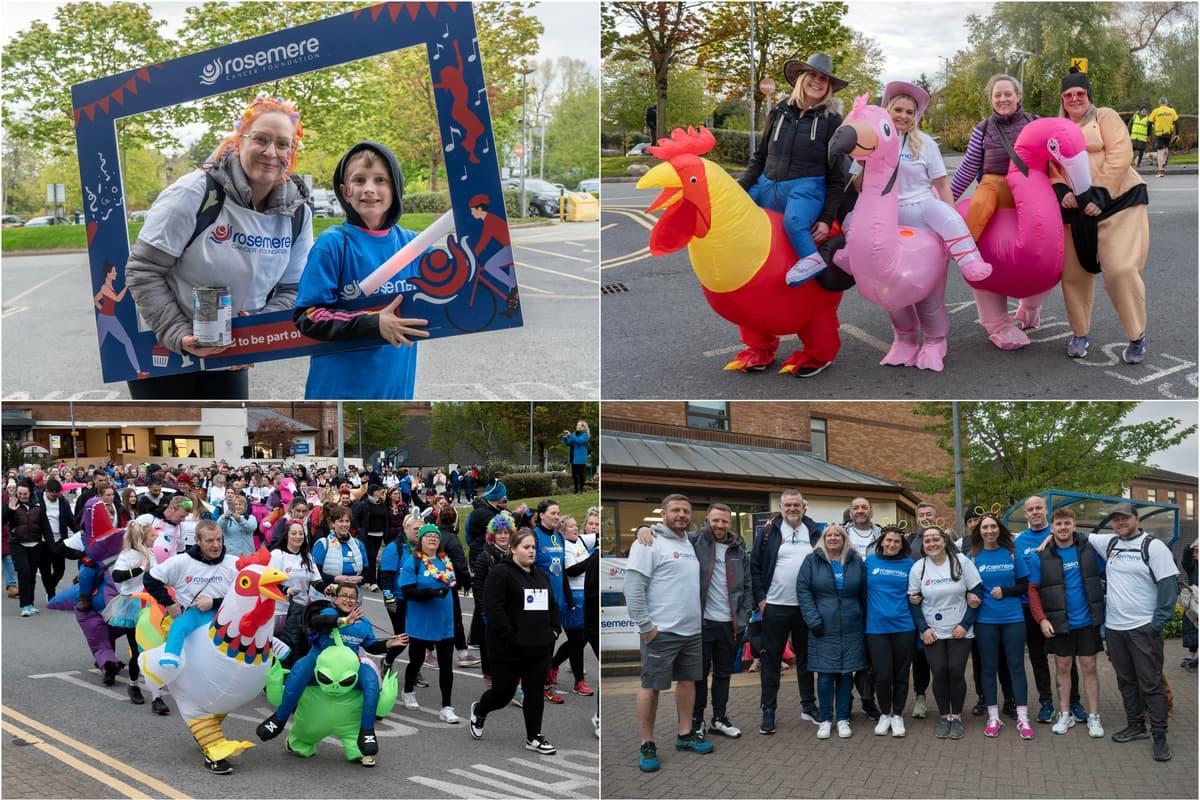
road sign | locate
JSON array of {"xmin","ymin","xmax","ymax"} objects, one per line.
[
  {"xmin": 292, "ymin": 441, "xmax": 310, "ymax": 455},
  {"xmin": 1070, "ymin": 57, "xmax": 1088, "ymax": 73},
  {"xmin": 45, "ymin": 183, "xmax": 65, "ymax": 204},
  {"xmin": 759, "ymin": 77, "xmax": 776, "ymax": 95}
]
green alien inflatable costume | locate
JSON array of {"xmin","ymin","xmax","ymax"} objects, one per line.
[{"xmin": 265, "ymin": 631, "xmax": 399, "ymax": 765}]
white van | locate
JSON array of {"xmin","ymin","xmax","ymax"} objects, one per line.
[{"xmin": 600, "ymin": 558, "xmax": 640, "ymax": 651}]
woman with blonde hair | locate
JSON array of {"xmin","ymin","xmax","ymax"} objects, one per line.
[
  {"xmin": 562, "ymin": 421, "xmax": 591, "ymax": 495},
  {"xmin": 126, "ymin": 95, "xmax": 313, "ymax": 399},
  {"xmin": 105, "ymin": 517, "xmax": 160, "ymax": 705},
  {"xmin": 796, "ymin": 523, "xmax": 867, "ymax": 739},
  {"xmin": 738, "ymin": 52, "xmax": 848, "ymax": 287}
]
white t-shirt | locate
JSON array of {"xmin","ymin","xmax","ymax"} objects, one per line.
[
  {"xmin": 626, "ymin": 529, "xmax": 701, "ymax": 637},
  {"xmin": 767, "ymin": 521, "xmax": 812, "ymax": 606},
  {"xmin": 846, "ymin": 525, "xmax": 880, "ymax": 559},
  {"xmin": 704, "ymin": 541, "xmax": 732, "ymax": 623},
  {"xmin": 113, "ymin": 548, "xmax": 148, "ymax": 596},
  {"xmin": 850, "ymin": 131, "xmax": 946, "ymax": 206},
  {"xmin": 148, "ymin": 551, "xmax": 238, "ymax": 609},
  {"xmin": 137, "ymin": 169, "xmax": 312, "ymax": 317},
  {"xmin": 908, "ymin": 553, "xmax": 982, "ymax": 640},
  {"xmin": 44, "ymin": 500, "xmax": 64, "ymax": 540},
  {"xmin": 208, "ymin": 486, "xmax": 227, "ymax": 507},
  {"xmin": 1088, "ymin": 532, "xmax": 1179, "ymax": 630},
  {"xmin": 267, "ymin": 549, "xmax": 321, "ymax": 615},
  {"xmin": 563, "ymin": 536, "xmax": 590, "ymax": 592}
]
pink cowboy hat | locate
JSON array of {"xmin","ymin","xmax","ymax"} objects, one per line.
[{"xmin": 882, "ymin": 80, "xmax": 931, "ymax": 122}]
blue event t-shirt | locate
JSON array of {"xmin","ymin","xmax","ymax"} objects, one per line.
[
  {"xmin": 313, "ymin": 607, "xmax": 377, "ymax": 653},
  {"xmin": 296, "ymin": 223, "xmax": 423, "ymax": 400},
  {"xmin": 830, "ymin": 559, "xmax": 845, "ymax": 591},
  {"xmin": 398, "ymin": 553, "xmax": 454, "ymax": 641},
  {"xmin": 534, "ymin": 526, "xmax": 567, "ymax": 612},
  {"xmin": 865, "ymin": 553, "xmax": 916, "ymax": 634},
  {"xmin": 1028, "ymin": 543, "xmax": 1105, "ymax": 630},
  {"xmin": 1015, "ymin": 527, "xmax": 1050, "ymax": 606},
  {"xmin": 377, "ymin": 540, "xmax": 412, "ymax": 600},
  {"xmin": 971, "ymin": 546, "xmax": 1028, "ymax": 624}
]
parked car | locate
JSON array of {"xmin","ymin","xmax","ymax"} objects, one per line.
[
  {"xmin": 576, "ymin": 178, "xmax": 600, "ymax": 194},
  {"xmin": 626, "ymin": 142, "xmax": 652, "ymax": 157},
  {"xmin": 129, "ymin": 210, "xmax": 149, "ymax": 222},
  {"xmin": 501, "ymin": 178, "xmax": 565, "ymax": 217},
  {"xmin": 309, "ymin": 189, "xmax": 343, "ymax": 218},
  {"xmin": 23, "ymin": 215, "xmax": 72, "ymax": 226},
  {"xmin": 1, "ymin": 214, "xmax": 24, "ymax": 227}
]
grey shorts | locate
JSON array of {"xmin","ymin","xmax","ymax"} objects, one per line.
[{"xmin": 640, "ymin": 630, "xmax": 703, "ymax": 690}]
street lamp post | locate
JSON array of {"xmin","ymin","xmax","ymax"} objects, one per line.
[
  {"xmin": 356, "ymin": 406, "xmax": 364, "ymax": 463},
  {"xmin": 520, "ymin": 62, "xmax": 536, "ymax": 218},
  {"xmin": 537, "ymin": 112, "xmax": 550, "ymax": 181},
  {"xmin": 749, "ymin": 3, "xmax": 756, "ymax": 160},
  {"xmin": 336, "ymin": 402, "xmax": 344, "ymax": 474},
  {"xmin": 1010, "ymin": 49, "xmax": 1032, "ymax": 92}
]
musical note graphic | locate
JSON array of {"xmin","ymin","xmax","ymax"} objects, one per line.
[
  {"xmin": 482, "ymin": 139, "xmax": 490, "ymax": 155},
  {"xmin": 445, "ymin": 126, "xmax": 462, "ymax": 153},
  {"xmin": 467, "ymin": 37, "xmax": 479, "ymax": 63},
  {"xmin": 460, "ymin": 165, "xmax": 469, "ymax": 181},
  {"xmin": 443, "ymin": 23, "xmax": 450, "ymax": 39},
  {"xmin": 474, "ymin": 88, "xmax": 487, "ymax": 107},
  {"xmin": 433, "ymin": 42, "xmax": 444, "ymax": 60}
]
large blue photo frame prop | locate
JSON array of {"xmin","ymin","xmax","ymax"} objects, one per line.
[{"xmin": 74, "ymin": 1, "xmax": 522, "ymax": 383}]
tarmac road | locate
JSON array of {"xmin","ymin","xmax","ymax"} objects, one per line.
[{"xmin": 599, "ymin": 174, "xmax": 1198, "ymax": 400}]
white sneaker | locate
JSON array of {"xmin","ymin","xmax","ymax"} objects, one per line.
[
  {"xmin": 816, "ymin": 721, "xmax": 832, "ymax": 739},
  {"xmin": 1087, "ymin": 714, "xmax": 1104, "ymax": 738},
  {"xmin": 891, "ymin": 715, "xmax": 906, "ymax": 737},
  {"xmin": 837, "ymin": 720, "xmax": 852, "ymax": 739},
  {"xmin": 439, "ymin": 706, "xmax": 460, "ymax": 724},
  {"xmin": 874, "ymin": 714, "xmax": 892, "ymax": 736},
  {"xmin": 401, "ymin": 691, "xmax": 419, "ymax": 710},
  {"xmin": 1051, "ymin": 711, "xmax": 1075, "ymax": 735},
  {"xmin": 710, "ymin": 717, "xmax": 742, "ymax": 738},
  {"xmin": 525, "ymin": 734, "xmax": 557, "ymax": 754}
]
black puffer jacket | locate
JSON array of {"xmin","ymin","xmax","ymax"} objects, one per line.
[
  {"xmin": 739, "ymin": 100, "xmax": 845, "ymax": 225},
  {"xmin": 484, "ymin": 560, "xmax": 559, "ymax": 662}
]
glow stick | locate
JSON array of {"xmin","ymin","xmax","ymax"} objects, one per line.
[{"xmin": 357, "ymin": 209, "xmax": 457, "ymax": 295}]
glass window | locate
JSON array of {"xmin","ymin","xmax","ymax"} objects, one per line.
[
  {"xmin": 121, "ymin": 433, "xmax": 135, "ymax": 452},
  {"xmin": 811, "ymin": 418, "xmax": 828, "ymax": 461},
  {"xmin": 686, "ymin": 402, "xmax": 729, "ymax": 431},
  {"xmin": 1166, "ymin": 490, "xmax": 1176, "ymax": 505},
  {"xmin": 1147, "ymin": 488, "xmax": 1157, "ymax": 502},
  {"xmin": 1187, "ymin": 493, "xmax": 1194, "ymax": 520}
]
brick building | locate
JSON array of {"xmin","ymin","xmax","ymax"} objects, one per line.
[{"xmin": 600, "ymin": 402, "xmax": 951, "ymax": 555}]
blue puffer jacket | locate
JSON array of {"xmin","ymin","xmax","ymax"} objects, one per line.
[
  {"xmin": 796, "ymin": 548, "xmax": 867, "ymax": 674},
  {"xmin": 562, "ymin": 431, "xmax": 589, "ymax": 465}
]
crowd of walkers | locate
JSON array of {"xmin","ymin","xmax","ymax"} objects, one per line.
[
  {"xmin": 625, "ymin": 491, "xmax": 1189, "ymax": 773},
  {"xmin": 3, "ymin": 458, "xmax": 600, "ymax": 772}
]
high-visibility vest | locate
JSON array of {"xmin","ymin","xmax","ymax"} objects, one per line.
[{"xmin": 1130, "ymin": 114, "xmax": 1150, "ymax": 143}]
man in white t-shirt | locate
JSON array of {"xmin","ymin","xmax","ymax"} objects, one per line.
[
  {"xmin": 625, "ymin": 494, "xmax": 713, "ymax": 772},
  {"xmin": 1084, "ymin": 504, "xmax": 1178, "ymax": 762},
  {"xmin": 750, "ymin": 488, "xmax": 821, "ymax": 733},
  {"xmin": 844, "ymin": 497, "xmax": 882, "ymax": 719}
]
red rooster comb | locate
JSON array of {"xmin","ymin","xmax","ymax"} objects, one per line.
[
  {"xmin": 236, "ymin": 546, "xmax": 271, "ymax": 571},
  {"xmin": 647, "ymin": 126, "xmax": 716, "ymax": 160}
]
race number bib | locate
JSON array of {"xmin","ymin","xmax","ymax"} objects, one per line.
[{"xmin": 524, "ymin": 589, "xmax": 549, "ymax": 611}]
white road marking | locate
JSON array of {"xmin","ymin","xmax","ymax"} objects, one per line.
[
  {"xmin": 515, "ymin": 245, "xmax": 594, "ymax": 265},
  {"xmin": 516, "ymin": 261, "xmax": 598, "ymax": 284},
  {"xmin": 600, "ymin": 223, "xmax": 617, "ymax": 232},
  {"xmin": 839, "ymin": 324, "xmax": 891, "ymax": 353},
  {"xmin": 3, "ymin": 268, "xmax": 72, "ymax": 305}
]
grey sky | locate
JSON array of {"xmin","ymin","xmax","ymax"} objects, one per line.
[
  {"xmin": 844, "ymin": 1, "xmax": 994, "ymax": 87},
  {"xmin": 1128, "ymin": 401, "xmax": 1198, "ymax": 477}
]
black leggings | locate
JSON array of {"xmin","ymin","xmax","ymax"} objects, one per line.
[
  {"xmin": 118, "ymin": 627, "xmax": 140, "ymax": 682},
  {"xmin": 571, "ymin": 464, "xmax": 587, "ymax": 494},
  {"xmin": 475, "ymin": 654, "xmax": 551, "ymax": 739},
  {"xmin": 866, "ymin": 632, "xmax": 915, "ymax": 715},
  {"xmin": 452, "ymin": 591, "xmax": 467, "ymax": 651},
  {"xmin": 552, "ymin": 628, "xmax": 588, "ymax": 680},
  {"xmin": 363, "ymin": 535, "xmax": 383, "ymax": 585},
  {"xmin": 11, "ymin": 543, "xmax": 44, "ymax": 607},
  {"xmin": 405, "ymin": 638, "xmax": 454, "ymax": 707},
  {"xmin": 912, "ymin": 640, "xmax": 930, "ymax": 695},
  {"xmin": 925, "ymin": 637, "xmax": 972, "ymax": 716},
  {"xmin": 127, "ymin": 369, "xmax": 248, "ymax": 399}
]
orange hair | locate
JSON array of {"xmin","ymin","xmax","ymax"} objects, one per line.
[{"xmin": 212, "ymin": 95, "xmax": 304, "ymax": 181}]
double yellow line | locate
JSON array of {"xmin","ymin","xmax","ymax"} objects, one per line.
[{"xmin": 1, "ymin": 705, "xmax": 190, "ymax": 799}]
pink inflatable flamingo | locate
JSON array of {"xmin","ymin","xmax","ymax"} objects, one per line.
[
  {"xmin": 957, "ymin": 118, "xmax": 1093, "ymax": 349},
  {"xmin": 829, "ymin": 94, "xmax": 952, "ymax": 371}
]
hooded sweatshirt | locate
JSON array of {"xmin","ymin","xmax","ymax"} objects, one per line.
[{"xmin": 294, "ymin": 141, "xmax": 425, "ymax": 399}]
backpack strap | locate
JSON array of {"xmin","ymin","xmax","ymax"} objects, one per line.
[
  {"xmin": 185, "ymin": 172, "xmax": 226, "ymax": 252},
  {"xmin": 992, "ymin": 117, "xmax": 1029, "ymax": 179},
  {"xmin": 1107, "ymin": 535, "xmax": 1158, "ymax": 583}
]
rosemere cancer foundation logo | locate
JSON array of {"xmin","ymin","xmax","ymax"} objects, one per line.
[
  {"xmin": 209, "ymin": 224, "xmax": 232, "ymax": 244},
  {"xmin": 199, "ymin": 57, "xmax": 223, "ymax": 86}
]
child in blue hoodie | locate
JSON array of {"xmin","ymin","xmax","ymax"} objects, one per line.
[{"xmin": 295, "ymin": 141, "xmax": 429, "ymax": 399}]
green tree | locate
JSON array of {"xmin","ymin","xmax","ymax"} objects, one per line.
[
  {"xmin": 532, "ymin": 402, "xmax": 600, "ymax": 467},
  {"xmin": 602, "ymin": 59, "xmax": 714, "ymax": 141},
  {"xmin": 1144, "ymin": 8, "xmax": 1198, "ymax": 113},
  {"xmin": 603, "ymin": 2, "xmax": 719, "ymax": 141},
  {"xmin": 697, "ymin": 2, "xmax": 850, "ymax": 127},
  {"xmin": 830, "ymin": 30, "xmax": 885, "ymax": 106},
  {"xmin": 2, "ymin": 2, "xmax": 177, "ymax": 158},
  {"xmin": 429, "ymin": 402, "xmax": 522, "ymax": 467},
  {"xmin": 905, "ymin": 402, "xmax": 1197, "ymax": 507},
  {"xmin": 544, "ymin": 74, "xmax": 601, "ymax": 185},
  {"xmin": 345, "ymin": 404, "xmax": 411, "ymax": 461}
]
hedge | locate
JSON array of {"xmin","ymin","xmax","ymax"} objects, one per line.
[
  {"xmin": 499, "ymin": 471, "xmax": 556, "ymax": 498},
  {"xmin": 403, "ymin": 189, "xmax": 524, "ymax": 219},
  {"xmin": 710, "ymin": 128, "xmax": 752, "ymax": 168}
]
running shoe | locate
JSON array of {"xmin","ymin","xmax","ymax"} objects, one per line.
[
  {"xmin": 439, "ymin": 706, "xmax": 459, "ymax": 724},
  {"xmin": 1036, "ymin": 699, "xmax": 1055, "ymax": 723},
  {"xmin": 891, "ymin": 716, "xmax": 906, "ymax": 737},
  {"xmin": 1066, "ymin": 335, "xmax": 1090, "ymax": 358},
  {"xmin": 151, "ymin": 697, "xmax": 170, "ymax": 715},
  {"xmin": 457, "ymin": 651, "xmax": 481, "ymax": 668},
  {"xmin": 102, "ymin": 661, "xmax": 119, "ymax": 686},
  {"xmin": 911, "ymin": 695, "xmax": 927, "ymax": 719},
  {"xmin": 800, "ymin": 703, "xmax": 820, "ymax": 725},
  {"xmin": 401, "ymin": 691, "xmax": 419, "ymax": 710},
  {"xmin": 357, "ymin": 729, "xmax": 379, "ymax": 755},
  {"xmin": 935, "ymin": 718, "xmax": 952, "ymax": 739},
  {"xmin": 204, "ymin": 757, "xmax": 232, "ymax": 775},
  {"xmin": 127, "ymin": 684, "xmax": 145, "ymax": 705},
  {"xmin": 547, "ymin": 666, "xmax": 560, "ymax": 686},
  {"xmin": 710, "ymin": 717, "xmax": 741, "ymax": 738},
  {"xmin": 1052, "ymin": 712, "xmax": 1075, "ymax": 735},
  {"xmin": 837, "ymin": 720, "xmax": 852, "ymax": 739},
  {"xmin": 1123, "ymin": 337, "xmax": 1147, "ymax": 365},
  {"xmin": 573, "ymin": 679, "xmax": 594, "ymax": 696},
  {"xmin": 984, "ymin": 717, "xmax": 1003, "ymax": 737},
  {"xmin": 20, "ymin": 606, "xmax": 33, "ymax": 617},
  {"xmin": 1152, "ymin": 733, "xmax": 1172, "ymax": 761},
  {"xmin": 360, "ymin": 755, "xmax": 376, "ymax": 768},
  {"xmin": 674, "ymin": 731, "xmax": 713, "ymax": 754},
  {"xmin": 948, "ymin": 718, "xmax": 965, "ymax": 739},
  {"xmin": 861, "ymin": 699, "xmax": 881, "ymax": 721},
  {"xmin": 759, "ymin": 708, "xmax": 776, "ymax": 735},
  {"xmin": 256, "ymin": 715, "xmax": 285, "ymax": 740},
  {"xmin": 1111, "ymin": 724, "xmax": 1149, "ymax": 743},
  {"xmin": 874, "ymin": 715, "xmax": 892, "ymax": 736},
  {"xmin": 526, "ymin": 735, "xmax": 557, "ymax": 755},
  {"xmin": 1087, "ymin": 715, "xmax": 1104, "ymax": 738},
  {"xmin": 544, "ymin": 687, "xmax": 565, "ymax": 704},
  {"xmin": 469, "ymin": 702, "xmax": 484, "ymax": 739},
  {"xmin": 1070, "ymin": 702, "xmax": 1088, "ymax": 723},
  {"xmin": 639, "ymin": 741, "xmax": 659, "ymax": 772},
  {"xmin": 1018, "ymin": 719, "xmax": 1035, "ymax": 740},
  {"xmin": 816, "ymin": 721, "xmax": 832, "ymax": 739},
  {"xmin": 511, "ymin": 687, "xmax": 525, "ymax": 708}
]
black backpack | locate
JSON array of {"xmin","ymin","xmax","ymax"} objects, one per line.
[{"xmin": 184, "ymin": 172, "xmax": 307, "ymax": 252}]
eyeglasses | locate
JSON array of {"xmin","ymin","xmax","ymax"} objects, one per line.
[
  {"xmin": 241, "ymin": 131, "xmax": 295, "ymax": 154},
  {"xmin": 1061, "ymin": 91, "xmax": 1088, "ymax": 101}
]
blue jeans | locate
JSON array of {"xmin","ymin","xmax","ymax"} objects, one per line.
[
  {"xmin": 3, "ymin": 554, "xmax": 15, "ymax": 587},
  {"xmin": 975, "ymin": 621, "xmax": 1028, "ymax": 706},
  {"xmin": 276, "ymin": 647, "xmax": 380, "ymax": 731},
  {"xmin": 164, "ymin": 607, "xmax": 215, "ymax": 657},
  {"xmin": 747, "ymin": 173, "xmax": 826, "ymax": 259},
  {"xmin": 817, "ymin": 672, "xmax": 853, "ymax": 722}
]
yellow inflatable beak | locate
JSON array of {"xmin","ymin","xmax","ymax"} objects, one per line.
[
  {"xmin": 258, "ymin": 567, "xmax": 289, "ymax": 603},
  {"xmin": 637, "ymin": 163, "xmax": 683, "ymax": 213}
]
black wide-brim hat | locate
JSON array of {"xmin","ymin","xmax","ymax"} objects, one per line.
[{"xmin": 784, "ymin": 52, "xmax": 848, "ymax": 93}]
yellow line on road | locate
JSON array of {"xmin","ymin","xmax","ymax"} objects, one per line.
[
  {"xmin": 515, "ymin": 262, "xmax": 599, "ymax": 285},
  {"xmin": 2, "ymin": 720, "xmax": 149, "ymax": 799},
  {"xmin": 2, "ymin": 706, "xmax": 191, "ymax": 799},
  {"xmin": 515, "ymin": 245, "xmax": 593, "ymax": 264}
]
